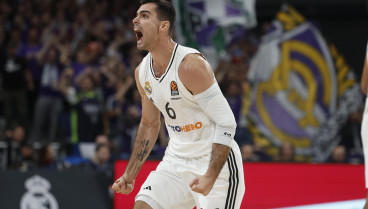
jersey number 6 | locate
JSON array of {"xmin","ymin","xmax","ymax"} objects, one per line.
[{"xmin": 165, "ymin": 102, "xmax": 176, "ymax": 119}]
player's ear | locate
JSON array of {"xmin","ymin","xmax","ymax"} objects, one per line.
[{"xmin": 160, "ymin": 21, "xmax": 169, "ymax": 32}]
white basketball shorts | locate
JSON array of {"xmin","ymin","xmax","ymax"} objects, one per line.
[{"xmin": 136, "ymin": 141, "xmax": 245, "ymax": 209}]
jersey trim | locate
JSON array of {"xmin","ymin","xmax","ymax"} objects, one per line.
[
  {"xmin": 149, "ymin": 54, "xmax": 159, "ymax": 81},
  {"xmin": 149, "ymin": 44, "xmax": 179, "ymax": 83},
  {"xmin": 225, "ymin": 149, "xmax": 239, "ymax": 209}
]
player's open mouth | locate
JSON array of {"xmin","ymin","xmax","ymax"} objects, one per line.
[{"xmin": 135, "ymin": 29, "xmax": 143, "ymax": 44}]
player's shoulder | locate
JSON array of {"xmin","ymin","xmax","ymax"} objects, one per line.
[{"xmin": 180, "ymin": 53, "xmax": 209, "ymax": 73}]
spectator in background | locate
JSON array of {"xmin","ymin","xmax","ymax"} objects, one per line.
[
  {"xmin": 276, "ymin": 141, "xmax": 296, "ymax": 162},
  {"xmin": 330, "ymin": 145, "xmax": 347, "ymax": 163},
  {"xmin": 17, "ymin": 143, "xmax": 37, "ymax": 172},
  {"xmin": 4, "ymin": 125, "xmax": 26, "ymax": 169},
  {"xmin": 84, "ymin": 143, "xmax": 114, "ymax": 181},
  {"xmin": 0, "ymin": 43, "xmax": 33, "ymax": 130},
  {"xmin": 241, "ymin": 144, "xmax": 258, "ymax": 162},
  {"xmin": 38, "ymin": 144, "xmax": 67, "ymax": 171},
  {"xmin": 116, "ymin": 87, "xmax": 142, "ymax": 159},
  {"xmin": 60, "ymin": 71, "xmax": 106, "ymax": 144},
  {"xmin": 30, "ymin": 37, "xmax": 65, "ymax": 143},
  {"xmin": 83, "ymin": 143, "xmax": 114, "ymax": 206},
  {"xmin": 105, "ymin": 76, "xmax": 135, "ymax": 158},
  {"xmin": 18, "ymin": 27, "xmax": 42, "ymax": 115}
]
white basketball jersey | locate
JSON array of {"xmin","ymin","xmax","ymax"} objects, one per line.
[{"xmin": 139, "ymin": 43, "xmax": 216, "ymax": 158}]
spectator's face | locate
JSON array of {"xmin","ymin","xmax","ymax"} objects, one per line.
[
  {"xmin": 46, "ymin": 146, "xmax": 55, "ymax": 161},
  {"xmin": 95, "ymin": 135, "xmax": 109, "ymax": 145},
  {"xmin": 41, "ymin": 12, "xmax": 51, "ymax": 25},
  {"xmin": 79, "ymin": 77, "xmax": 94, "ymax": 91},
  {"xmin": 332, "ymin": 146, "xmax": 346, "ymax": 163},
  {"xmin": 13, "ymin": 14, "xmax": 24, "ymax": 27},
  {"xmin": 241, "ymin": 144, "xmax": 254, "ymax": 161},
  {"xmin": 7, "ymin": 46, "xmax": 17, "ymax": 57},
  {"xmin": 30, "ymin": 15, "xmax": 40, "ymax": 27},
  {"xmin": 21, "ymin": 146, "xmax": 33, "ymax": 158},
  {"xmin": 96, "ymin": 146, "xmax": 110, "ymax": 163},
  {"xmin": 47, "ymin": 48, "xmax": 57, "ymax": 62},
  {"xmin": 77, "ymin": 49, "xmax": 88, "ymax": 63},
  {"xmin": 12, "ymin": 126, "xmax": 25, "ymax": 142},
  {"xmin": 28, "ymin": 29, "xmax": 39, "ymax": 43},
  {"xmin": 280, "ymin": 142, "xmax": 294, "ymax": 161},
  {"xmin": 227, "ymin": 82, "xmax": 240, "ymax": 97},
  {"xmin": 10, "ymin": 30, "xmax": 21, "ymax": 42}
]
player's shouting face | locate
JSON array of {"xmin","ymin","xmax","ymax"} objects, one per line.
[{"xmin": 133, "ymin": 3, "xmax": 162, "ymax": 51}]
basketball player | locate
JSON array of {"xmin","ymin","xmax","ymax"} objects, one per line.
[
  {"xmin": 112, "ymin": 0, "xmax": 245, "ymax": 208},
  {"xmin": 361, "ymin": 41, "xmax": 368, "ymax": 209}
]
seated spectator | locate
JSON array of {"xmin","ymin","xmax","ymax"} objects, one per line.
[
  {"xmin": 330, "ymin": 145, "xmax": 347, "ymax": 163},
  {"xmin": 241, "ymin": 144, "xmax": 258, "ymax": 162},
  {"xmin": 84, "ymin": 144, "xmax": 114, "ymax": 182},
  {"xmin": 79, "ymin": 134, "xmax": 111, "ymax": 160},
  {"xmin": 17, "ymin": 143, "xmax": 37, "ymax": 172},
  {"xmin": 38, "ymin": 144, "xmax": 68, "ymax": 171},
  {"xmin": 276, "ymin": 141, "xmax": 296, "ymax": 162},
  {"xmin": 5, "ymin": 125, "xmax": 27, "ymax": 169}
]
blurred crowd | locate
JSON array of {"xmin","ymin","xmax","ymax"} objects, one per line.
[{"xmin": 0, "ymin": 0, "xmax": 365, "ymax": 177}]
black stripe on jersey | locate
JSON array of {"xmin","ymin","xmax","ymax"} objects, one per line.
[
  {"xmin": 159, "ymin": 43, "xmax": 178, "ymax": 83},
  {"xmin": 149, "ymin": 54, "xmax": 159, "ymax": 81},
  {"xmin": 225, "ymin": 149, "xmax": 239, "ymax": 209}
]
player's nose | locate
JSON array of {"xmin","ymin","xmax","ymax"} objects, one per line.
[{"xmin": 132, "ymin": 16, "xmax": 138, "ymax": 24}]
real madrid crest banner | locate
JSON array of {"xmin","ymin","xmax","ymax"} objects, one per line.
[{"xmin": 247, "ymin": 5, "xmax": 362, "ymax": 162}]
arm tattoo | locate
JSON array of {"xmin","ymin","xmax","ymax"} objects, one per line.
[{"xmin": 136, "ymin": 139, "xmax": 149, "ymax": 162}]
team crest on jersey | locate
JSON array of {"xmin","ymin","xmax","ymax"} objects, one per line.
[
  {"xmin": 170, "ymin": 81, "xmax": 179, "ymax": 96},
  {"xmin": 144, "ymin": 82, "xmax": 152, "ymax": 95}
]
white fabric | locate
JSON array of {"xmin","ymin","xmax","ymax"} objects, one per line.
[
  {"xmin": 194, "ymin": 82, "xmax": 236, "ymax": 147},
  {"xmin": 136, "ymin": 141, "xmax": 245, "ymax": 209},
  {"xmin": 139, "ymin": 43, "xmax": 231, "ymax": 158},
  {"xmin": 135, "ymin": 195, "xmax": 164, "ymax": 209},
  {"xmin": 78, "ymin": 142, "xmax": 96, "ymax": 160}
]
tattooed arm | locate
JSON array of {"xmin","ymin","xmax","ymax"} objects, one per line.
[{"xmin": 112, "ymin": 64, "xmax": 161, "ymax": 195}]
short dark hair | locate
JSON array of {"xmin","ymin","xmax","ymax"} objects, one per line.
[{"xmin": 140, "ymin": 0, "xmax": 176, "ymax": 36}]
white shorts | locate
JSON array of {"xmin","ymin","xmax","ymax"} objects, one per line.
[
  {"xmin": 362, "ymin": 97, "xmax": 368, "ymax": 188},
  {"xmin": 136, "ymin": 141, "xmax": 245, "ymax": 209}
]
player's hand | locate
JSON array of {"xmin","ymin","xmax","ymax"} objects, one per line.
[
  {"xmin": 112, "ymin": 174, "xmax": 135, "ymax": 195},
  {"xmin": 189, "ymin": 174, "xmax": 216, "ymax": 196}
]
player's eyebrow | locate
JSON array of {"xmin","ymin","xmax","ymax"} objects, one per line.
[{"xmin": 136, "ymin": 10, "xmax": 151, "ymax": 16}]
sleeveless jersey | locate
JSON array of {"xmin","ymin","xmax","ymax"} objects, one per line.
[{"xmin": 139, "ymin": 44, "xmax": 217, "ymax": 158}]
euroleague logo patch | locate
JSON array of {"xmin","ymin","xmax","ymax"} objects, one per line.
[
  {"xmin": 170, "ymin": 81, "xmax": 179, "ymax": 96},
  {"xmin": 144, "ymin": 81, "xmax": 152, "ymax": 95}
]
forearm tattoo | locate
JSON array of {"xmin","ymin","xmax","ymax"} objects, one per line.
[{"xmin": 136, "ymin": 139, "xmax": 149, "ymax": 162}]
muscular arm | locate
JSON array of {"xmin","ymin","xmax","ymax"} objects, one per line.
[
  {"xmin": 180, "ymin": 54, "xmax": 233, "ymax": 195},
  {"xmin": 361, "ymin": 55, "xmax": 368, "ymax": 95},
  {"xmin": 125, "ymin": 65, "xmax": 161, "ymax": 178},
  {"xmin": 112, "ymin": 64, "xmax": 161, "ymax": 194}
]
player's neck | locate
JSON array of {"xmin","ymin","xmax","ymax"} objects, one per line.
[{"xmin": 150, "ymin": 39, "xmax": 176, "ymax": 75}]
